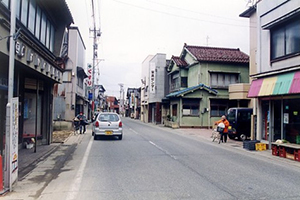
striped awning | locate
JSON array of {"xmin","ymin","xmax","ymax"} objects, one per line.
[{"xmin": 248, "ymin": 71, "xmax": 300, "ymax": 98}]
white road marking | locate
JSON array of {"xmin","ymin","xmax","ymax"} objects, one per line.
[
  {"xmin": 149, "ymin": 141, "xmax": 177, "ymax": 160},
  {"xmin": 129, "ymin": 128, "xmax": 139, "ymax": 135},
  {"xmin": 66, "ymin": 136, "xmax": 93, "ymax": 200}
]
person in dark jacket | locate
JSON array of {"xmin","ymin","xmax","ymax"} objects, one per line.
[{"xmin": 76, "ymin": 112, "xmax": 87, "ymax": 134}]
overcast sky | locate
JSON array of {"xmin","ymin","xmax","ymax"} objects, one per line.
[{"xmin": 66, "ymin": 0, "xmax": 251, "ymax": 98}]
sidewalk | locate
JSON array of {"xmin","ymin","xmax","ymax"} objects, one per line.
[{"xmin": 167, "ymin": 126, "xmax": 300, "ymax": 167}]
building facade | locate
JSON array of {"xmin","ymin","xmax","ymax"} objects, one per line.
[
  {"xmin": 141, "ymin": 54, "xmax": 166, "ymax": 124},
  {"xmin": 126, "ymin": 88, "xmax": 140, "ymax": 119},
  {"xmin": 247, "ymin": 0, "xmax": 300, "ymax": 145},
  {"xmin": 0, "ymin": 0, "xmax": 73, "ymax": 189},
  {"xmin": 0, "ymin": 0, "xmax": 73, "ymax": 149},
  {"xmin": 54, "ymin": 27, "xmax": 88, "ymax": 124},
  {"xmin": 166, "ymin": 44, "xmax": 249, "ymax": 128}
]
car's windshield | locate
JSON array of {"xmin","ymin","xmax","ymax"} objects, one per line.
[{"xmin": 99, "ymin": 114, "xmax": 119, "ymax": 122}]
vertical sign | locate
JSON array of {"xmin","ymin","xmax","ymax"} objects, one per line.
[
  {"xmin": 10, "ymin": 97, "xmax": 19, "ymax": 187},
  {"xmin": 86, "ymin": 64, "xmax": 93, "ymax": 90},
  {"xmin": 150, "ymin": 63, "xmax": 155, "ymax": 94}
]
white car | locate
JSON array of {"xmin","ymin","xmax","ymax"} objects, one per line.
[{"xmin": 92, "ymin": 112, "xmax": 123, "ymax": 140}]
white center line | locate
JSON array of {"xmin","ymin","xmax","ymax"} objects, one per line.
[{"xmin": 149, "ymin": 140, "xmax": 177, "ymax": 160}]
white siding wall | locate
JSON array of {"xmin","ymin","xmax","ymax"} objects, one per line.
[
  {"xmin": 149, "ymin": 54, "xmax": 166, "ymax": 103},
  {"xmin": 257, "ymin": 0, "xmax": 300, "ymax": 73}
]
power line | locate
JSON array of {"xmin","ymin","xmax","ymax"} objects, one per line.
[
  {"xmin": 111, "ymin": 0, "xmax": 255, "ymax": 28},
  {"xmin": 146, "ymin": 0, "xmax": 246, "ymax": 22}
]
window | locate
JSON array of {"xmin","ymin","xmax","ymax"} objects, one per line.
[
  {"xmin": 35, "ymin": 6, "xmax": 41, "ymax": 38},
  {"xmin": 21, "ymin": 0, "xmax": 29, "ymax": 26},
  {"xmin": 1, "ymin": 0, "xmax": 9, "ymax": 8},
  {"xmin": 16, "ymin": 0, "xmax": 21, "ymax": 19},
  {"xmin": 50, "ymin": 25, "xmax": 55, "ymax": 52},
  {"xmin": 182, "ymin": 99, "xmax": 200, "ymax": 116},
  {"xmin": 181, "ymin": 77, "xmax": 187, "ymax": 88},
  {"xmin": 40, "ymin": 13, "xmax": 47, "ymax": 44},
  {"xmin": 210, "ymin": 99, "xmax": 228, "ymax": 117},
  {"xmin": 46, "ymin": 20, "xmax": 51, "ymax": 48},
  {"xmin": 28, "ymin": 0, "xmax": 36, "ymax": 33},
  {"xmin": 271, "ymin": 18, "xmax": 300, "ymax": 60},
  {"xmin": 63, "ymin": 71, "xmax": 72, "ymax": 82},
  {"xmin": 210, "ymin": 72, "xmax": 238, "ymax": 88},
  {"xmin": 77, "ymin": 77, "xmax": 83, "ymax": 89},
  {"xmin": 171, "ymin": 73, "xmax": 180, "ymax": 91}
]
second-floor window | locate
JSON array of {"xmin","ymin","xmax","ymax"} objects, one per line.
[
  {"xmin": 271, "ymin": 18, "xmax": 300, "ymax": 60},
  {"xmin": 77, "ymin": 77, "xmax": 83, "ymax": 89},
  {"xmin": 2, "ymin": 0, "xmax": 56, "ymax": 52},
  {"xmin": 210, "ymin": 72, "xmax": 239, "ymax": 88}
]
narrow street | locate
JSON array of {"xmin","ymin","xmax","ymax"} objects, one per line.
[{"xmin": 4, "ymin": 118, "xmax": 300, "ymax": 200}]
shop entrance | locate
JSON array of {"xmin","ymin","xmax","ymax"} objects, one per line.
[{"xmin": 261, "ymin": 100, "xmax": 281, "ymax": 143}]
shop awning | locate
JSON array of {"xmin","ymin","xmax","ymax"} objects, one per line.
[{"xmin": 248, "ymin": 71, "xmax": 300, "ymax": 98}]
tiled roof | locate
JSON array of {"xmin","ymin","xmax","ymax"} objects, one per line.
[
  {"xmin": 166, "ymin": 84, "xmax": 218, "ymax": 98},
  {"xmin": 184, "ymin": 44, "xmax": 249, "ymax": 64},
  {"xmin": 171, "ymin": 56, "xmax": 188, "ymax": 67}
]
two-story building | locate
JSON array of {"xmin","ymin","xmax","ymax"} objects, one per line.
[
  {"xmin": 246, "ymin": 0, "xmax": 300, "ymax": 145},
  {"xmin": 54, "ymin": 27, "xmax": 88, "ymax": 125},
  {"xmin": 0, "ymin": 0, "xmax": 73, "ymax": 149},
  {"xmin": 141, "ymin": 54, "xmax": 166, "ymax": 124},
  {"xmin": 166, "ymin": 43, "xmax": 249, "ymax": 128},
  {"xmin": 0, "ymin": 0, "xmax": 73, "ymax": 189}
]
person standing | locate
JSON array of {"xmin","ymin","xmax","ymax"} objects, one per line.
[
  {"xmin": 214, "ymin": 115, "xmax": 230, "ymax": 143},
  {"xmin": 76, "ymin": 112, "xmax": 87, "ymax": 134}
]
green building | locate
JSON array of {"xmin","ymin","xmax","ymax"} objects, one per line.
[{"xmin": 164, "ymin": 43, "xmax": 249, "ymax": 128}]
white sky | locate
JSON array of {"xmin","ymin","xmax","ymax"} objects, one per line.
[{"xmin": 66, "ymin": 0, "xmax": 251, "ymax": 97}]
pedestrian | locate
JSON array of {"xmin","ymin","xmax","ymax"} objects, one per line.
[
  {"xmin": 214, "ymin": 115, "xmax": 230, "ymax": 143},
  {"xmin": 76, "ymin": 111, "xmax": 87, "ymax": 134}
]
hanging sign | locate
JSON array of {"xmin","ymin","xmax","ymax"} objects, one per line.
[{"xmin": 86, "ymin": 64, "xmax": 93, "ymax": 90}]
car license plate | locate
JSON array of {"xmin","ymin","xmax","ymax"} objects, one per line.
[{"xmin": 105, "ymin": 131, "xmax": 113, "ymax": 135}]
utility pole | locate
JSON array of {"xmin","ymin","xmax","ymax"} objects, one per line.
[
  {"xmin": 118, "ymin": 83, "xmax": 124, "ymax": 116},
  {"xmin": 90, "ymin": 0, "xmax": 101, "ymax": 113},
  {"xmin": 5, "ymin": 0, "xmax": 17, "ymax": 191}
]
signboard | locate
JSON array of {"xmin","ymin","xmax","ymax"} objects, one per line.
[
  {"xmin": 150, "ymin": 63, "xmax": 155, "ymax": 94},
  {"xmin": 88, "ymin": 92, "xmax": 93, "ymax": 100},
  {"xmin": 10, "ymin": 97, "xmax": 19, "ymax": 187},
  {"xmin": 86, "ymin": 64, "xmax": 93, "ymax": 90},
  {"xmin": 284, "ymin": 113, "xmax": 289, "ymax": 124}
]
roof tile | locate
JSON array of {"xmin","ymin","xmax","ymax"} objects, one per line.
[{"xmin": 184, "ymin": 44, "xmax": 249, "ymax": 64}]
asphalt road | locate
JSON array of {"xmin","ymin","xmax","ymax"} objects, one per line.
[{"xmin": 13, "ymin": 118, "xmax": 300, "ymax": 200}]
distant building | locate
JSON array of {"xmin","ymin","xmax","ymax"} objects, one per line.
[
  {"xmin": 106, "ymin": 96, "xmax": 119, "ymax": 113},
  {"xmin": 95, "ymin": 84, "xmax": 106, "ymax": 111},
  {"xmin": 126, "ymin": 88, "xmax": 141, "ymax": 119},
  {"xmin": 141, "ymin": 54, "xmax": 166, "ymax": 124}
]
